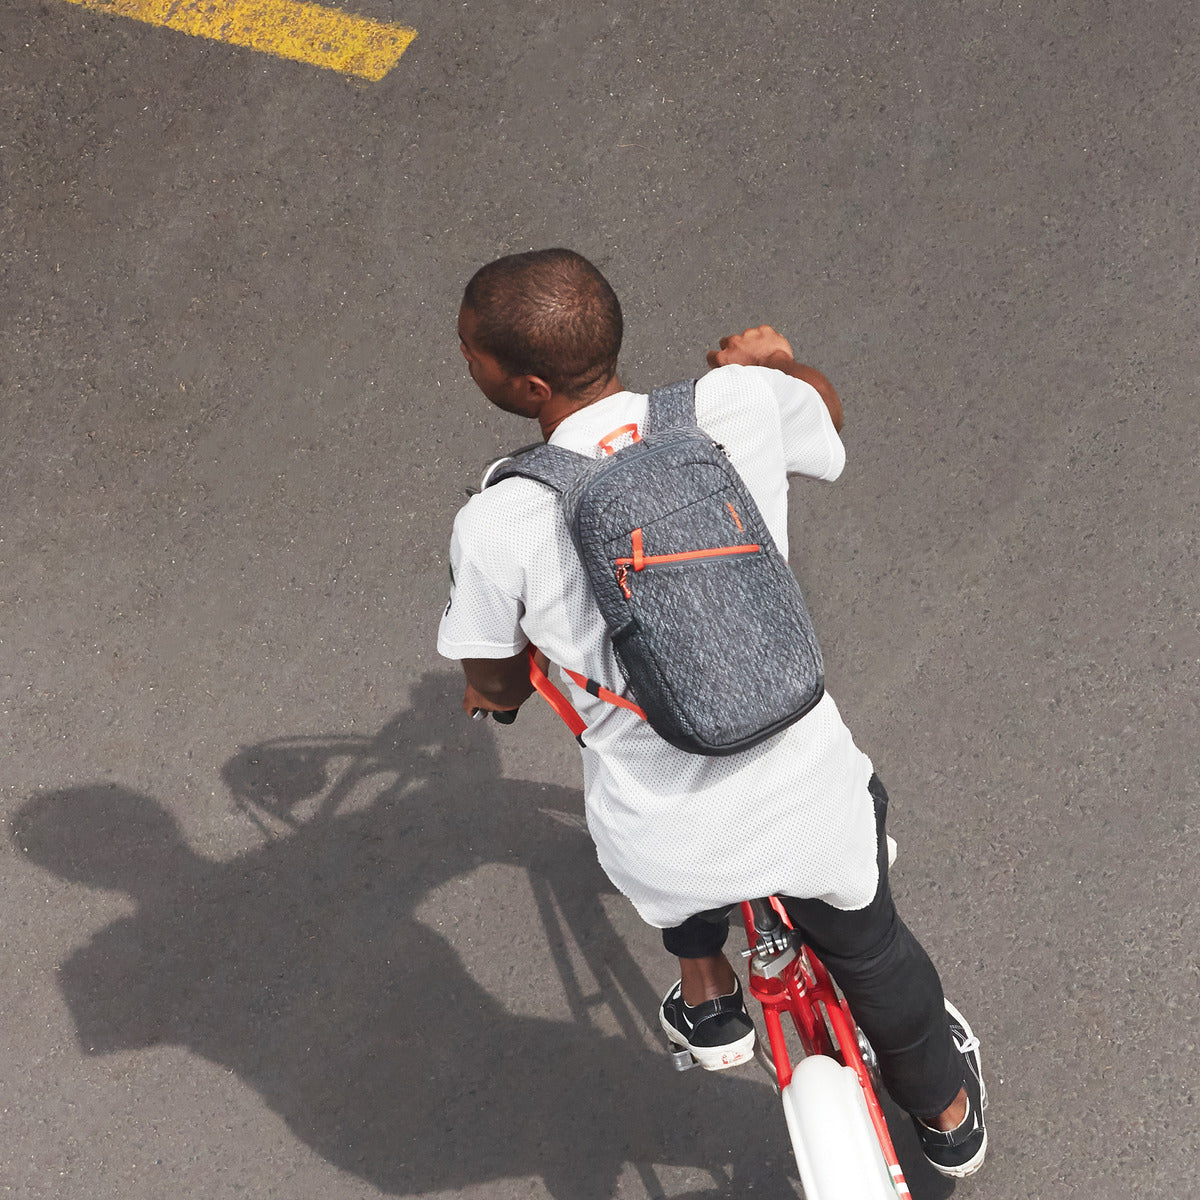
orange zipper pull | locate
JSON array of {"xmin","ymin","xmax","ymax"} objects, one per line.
[{"xmin": 615, "ymin": 565, "xmax": 632, "ymax": 599}]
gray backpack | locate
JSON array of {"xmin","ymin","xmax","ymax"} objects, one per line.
[{"xmin": 487, "ymin": 379, "xmax": 824, "ymax": 755}]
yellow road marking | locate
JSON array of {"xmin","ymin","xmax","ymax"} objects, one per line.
[{"xmin": 63, "ymin": 0, "xmax": 416, "ymax": 80}]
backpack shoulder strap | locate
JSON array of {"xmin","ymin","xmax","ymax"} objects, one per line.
[
  {"xmin": 485, "ymin": 443, "xmax": 585, "ymax": 494},
  {"xmin": 646, "ymin": 379, "xmax": 698, "ymax": 433}
]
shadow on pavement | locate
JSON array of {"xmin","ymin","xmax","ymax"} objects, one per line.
[
  {"xmin": 882, "ymin": 1094, "xmax": 956, "ymax": 1200},
  {"xmin": 13, "ymin": 672, "xmax": 804, "ymax": 1199}
]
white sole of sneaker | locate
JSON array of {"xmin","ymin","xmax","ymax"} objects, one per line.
[
  {"xmin": 659, "ymin": 1011, "xmax": 756, "ymax": 1071},
  {"xmin": 929, "ymin": 1128, "xmax": 988, "ymax": 1179}
]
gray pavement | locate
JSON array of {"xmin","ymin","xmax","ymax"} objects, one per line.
[{"xmin": 3, "ymin": 0, "xmax": 1199, "ymax": 1196}]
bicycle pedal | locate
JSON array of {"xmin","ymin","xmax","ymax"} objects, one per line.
[{"xmin": 668, "ymin": 1043, "xmax": 699, "ymax": 1072}]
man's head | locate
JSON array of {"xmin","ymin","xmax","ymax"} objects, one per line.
[{"xmin": 458, "ymin": 249, "xmax": 623, "ymax": 422}]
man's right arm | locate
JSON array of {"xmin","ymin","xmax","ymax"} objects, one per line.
[
  {"xmin": 706, "ymin": 325, "xmax": 843, "ymax": 432},
  {"xmin": 438, "ymin": 504, "xmax": 533, "ymax": 715}
]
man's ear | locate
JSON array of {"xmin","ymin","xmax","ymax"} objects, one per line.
[{"xmin": 518, "ymin": 374, "xmax": 554, "ymax": 404}]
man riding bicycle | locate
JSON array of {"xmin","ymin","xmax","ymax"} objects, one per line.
[{"xmin": 437, "ymin": 248, "xmax": 987, "ymax": 1179}]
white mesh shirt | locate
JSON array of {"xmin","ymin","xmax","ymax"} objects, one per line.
[{"xmin": 438, "ymin": 365, "xmax": 878, "ymax": 928}]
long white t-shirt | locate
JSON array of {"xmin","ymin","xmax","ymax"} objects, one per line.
[{"xmin": 438, "ymin": 364, "xmax": 878, "ymax": 927}]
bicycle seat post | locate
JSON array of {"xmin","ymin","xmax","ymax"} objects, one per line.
[{"xmin": 743, "ymin": 897, "xmax": 797, "ymax": 978}]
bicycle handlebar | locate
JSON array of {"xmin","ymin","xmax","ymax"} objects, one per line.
[{"xmin": 470, "ymin": 707, "xmax": 519, "ymax": 724}]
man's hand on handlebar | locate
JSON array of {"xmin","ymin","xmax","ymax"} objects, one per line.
[
  {"xmin": 461, "ymin": 646, "xmax": 549, "ymax": 725},
  {"xmin": 706, "ymin": 324, "xmax": 843, "ymax": 433},
  {"xmin": 464, "ymin": 681, "xmax": 520, "ymax": 724},
  {"xmin": 706, "ymin": 325, "xmax": 795, "ymax": 369}
]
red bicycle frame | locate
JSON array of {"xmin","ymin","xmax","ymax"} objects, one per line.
[
  {"xmin": 519, "ymin": 650, "xmax": 911, "ymax": 1195},
  {"xmin": 741, "ymin": 899, "xmax": 910, "ymax": 1198}
]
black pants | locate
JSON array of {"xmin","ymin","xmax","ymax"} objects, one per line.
[{"xmin": 661, "ymin": 776, "xmax": 963, "ymax": 1121}]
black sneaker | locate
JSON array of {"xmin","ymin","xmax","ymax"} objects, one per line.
[
  {"xmin": 659, "ymin": 977, "xmax": 756, "ymax": 1071},
  {"xmin": 914, "ymin": 999, "xmax": 988, "ymax": 1178}
]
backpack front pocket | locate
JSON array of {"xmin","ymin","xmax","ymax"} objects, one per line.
[{"xmin": 610, "ymin": 548, "xmax": 823, "ymax": 754}]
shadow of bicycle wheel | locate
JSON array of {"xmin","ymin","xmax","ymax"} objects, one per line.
[{"xmin": 13, "ymin": 671, "xmax": 805, "ymax": 1200}]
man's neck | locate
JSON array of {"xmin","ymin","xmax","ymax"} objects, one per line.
[{"xmin": 538, "ymin": 376, "xmax": 625, "ymax": 441}]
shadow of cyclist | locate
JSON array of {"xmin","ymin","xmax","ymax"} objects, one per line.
[{"xmin": 13, "ymin": 671, "xmax": 819, "ymax": 1199}]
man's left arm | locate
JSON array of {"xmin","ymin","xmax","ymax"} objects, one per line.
[{"xmin": 706, "ymin": 325, "xmax": 843, "ymax": 432}]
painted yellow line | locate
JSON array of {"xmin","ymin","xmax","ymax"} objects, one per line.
[{"xmin": 63, "ymin": 0, "xmax": 416, "ymax": 80}]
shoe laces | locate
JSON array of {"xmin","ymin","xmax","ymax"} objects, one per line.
[
  {"xmin": 952, "ymin": 1030, "xmax": 988, "ymax": 1110},
  {"xmin": 953, "ymin": 1031, "xmax": 980, "ymax": 1056}
]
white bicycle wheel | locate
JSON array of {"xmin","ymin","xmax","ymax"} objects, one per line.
[{"xmin": 780, "ymin": 1055, "xmax": 901, "ymax": 1200}]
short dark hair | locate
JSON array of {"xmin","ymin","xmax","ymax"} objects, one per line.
[{"xmin": 462, "ymin": 249, "xmax": 622, "ymax": 399}]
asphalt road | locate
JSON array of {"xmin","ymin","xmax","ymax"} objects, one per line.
[{"xmin": 3, "ymin": 1, "xmax": 1199, "ymax": 1197}]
